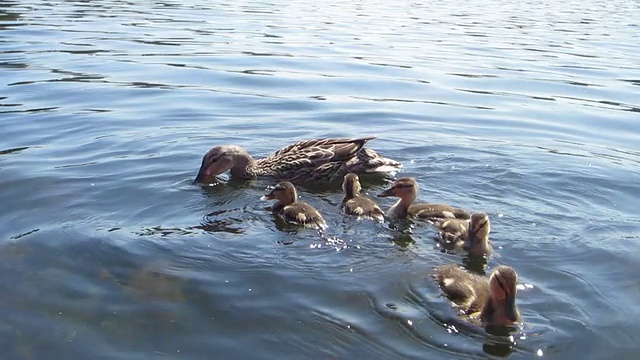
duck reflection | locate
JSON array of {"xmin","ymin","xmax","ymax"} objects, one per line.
[
  {"xmin": 482, "ymin": 327, "xmax": 519, "ymax": 357},
  {"xmin": 100, "ymin": 262, "xmax": 186, "ymax": 303}
]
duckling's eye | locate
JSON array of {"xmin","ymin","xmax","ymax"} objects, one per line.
[
  {"xmin": 475, "ymin": 221, "xmax": 488, "ymax": 230},
  {"xmin": 495, "ymin": 275, "xmax": 507, "ymax": 293}
]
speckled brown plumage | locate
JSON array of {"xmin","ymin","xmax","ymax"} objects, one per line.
[
  {"xmin": 340, "ymin": 173, "xmax": 384, "ymax": 221},
  {"xmin": 377, "ymin": 177, "xmax": 470, "ymax": 220},
  {"xmin": 195, "ymin": 137, "xmax": 401, "ymax": 184},
  {"xmin": 261, "ymin": 181, "xmax": 327, "ymax": 230},
  {"xmin": 436, "ymin": 212, "xmax": 492, "ymax": 256},
  {"xmin": 432, "ymin": 264, "xmax": 520, "ymax": 326}
]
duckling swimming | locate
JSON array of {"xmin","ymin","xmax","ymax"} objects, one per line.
[
  {"xmin": 261, "ymin": 181, "xmax": 327, "ymax": 230},
  {"xmin": 341, "ymin": 173, "xmax": 385, "ymax": 222},
  {"xmin": 436, "ymin": 212, "xmax": 491, "ymax": 256},
  {"xmin": 432, "ymin": 264, "xmax": 520, "ymax": 326},
  {"xmin": 377, "ymin": 177, "xmax": 470, "ymax": 220}
]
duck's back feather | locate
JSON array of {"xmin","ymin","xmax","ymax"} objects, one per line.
[
  {"xmin": 269, "ymin": 137, "xmax": 373, "ymax": 163},
  {"xmin": 255, "ymin": 137, "xmax": 400, "ymax": 182}
]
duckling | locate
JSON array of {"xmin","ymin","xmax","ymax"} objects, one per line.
[
  {"xmin": 377, "ymin": 177, "xmax": 470, "ymax": 220},
  {"xmin": 261, "ymin": 181, "xmax": 327, "ymax": 230},
  {"xmin": 432, "ymin": 264, "xmax": 520, "ymax": 326},
  {"xmin": 340, "ymin": 173, "xmax": 385, "ymax": 221},
  {"xmin": 436, "ymin": 212, "xmax": 491, "ymax": 256}
]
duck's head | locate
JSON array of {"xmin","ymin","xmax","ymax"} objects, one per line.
[
  {"xmin": 195, "ymin": 145, "xmax": 251, "ymax": 184},
  {"xmin": 489, "ymin": 265, "xmax": 519, "ymax": 323},
  {"xmin": 468, "ymin": 212, "xmax": 491, "ymax": 241},
  {"xmin": 377, "ymin": 177, "xmax": 418, "ymax": 200},
  {"xmin": 342, "ymin": 173, "xmax": 362, "ymax": 198},
  {"xmin": 261, "ymin": 181, "xmax": 297, "ymax": 205}
]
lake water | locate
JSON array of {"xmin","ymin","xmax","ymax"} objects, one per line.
[{"xmin": 1, "ymin": 0, "xmax": 639, "ymax": 358}]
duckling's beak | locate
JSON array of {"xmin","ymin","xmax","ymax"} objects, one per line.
[
  {"xmin": 377, "ymin": 187, "xmax": 395, "ymax": 197},
  {"xmin": 261, "ymin": 190, "xmax": 275, "ymax": 201},
  {"xmin": 504, "ymin": 293, "xmax": 518, "ymax": 322}
]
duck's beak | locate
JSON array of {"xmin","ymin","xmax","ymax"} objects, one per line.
[
  {"xmin": 377, "ymin": 187, "xmax": 395, "ymax": 197},
  {"xmin": 194, "ymin": 169, "xmax": 210, "ymax": 184},
  {"xmin": 504, "ymin": 293, "xmax": 519, "ymax": 323},
  {"xmin": 195, "ymin": 159, "xmax": 231, "ymax": 184},
  {"xmin": 194, "ymin": 161, "xmax": 217, "ymax": 184}
]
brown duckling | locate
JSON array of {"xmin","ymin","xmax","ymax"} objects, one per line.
[
  {"xmin": 436, "ymin": 212, "xmax": 492, "ymax": 256},
  {"xmin": 261, "ymin": 181, "xmax": 327, "ymax": 230},
  {"xmin": 432, "ymin": 264, "xmax": 520, "ymax": 326},
  {"xmin": 377, "ymin": 177, "xmax": 470, "ymax": 220},
  {"xmin": 341, "ymin": 173, "xmax": 385, "ymax": 221}
]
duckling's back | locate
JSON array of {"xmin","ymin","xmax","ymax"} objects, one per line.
[
  {"xmin": 282, "ymin": 202, "xmax": 327, "ymax": 229},
  {"xmin": 433, "ymin": 264, "xmax": 490, "ymax": 314},
  {"xmin": 410, "ymin": 203, "xmax": 471, "ymax": 220},
  {"xmin": 342, "ymin": 195, "xmax": 385, "ymax": 221}
]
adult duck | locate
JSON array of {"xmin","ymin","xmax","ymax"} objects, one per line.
[{"xmin": 195, "ymin": 137, "xmax": 401, "ymax": 184}]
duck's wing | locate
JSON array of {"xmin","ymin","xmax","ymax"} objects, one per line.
[{"xmin": 268, "ymin": 137, "xmax": 374, "ymax": 163}]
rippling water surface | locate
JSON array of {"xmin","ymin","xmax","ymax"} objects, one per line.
[{"xmin": 1, "ymin": 0, "xmax": 640, "ymax": 358}]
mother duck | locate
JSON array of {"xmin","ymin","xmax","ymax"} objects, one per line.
[{"xmin": 195, "ymin": 137, "xmax": 401, "ymax": 184}]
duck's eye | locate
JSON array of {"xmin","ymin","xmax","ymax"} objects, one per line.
[{"xmin": 208, "ymin": 153, "xmax": 225, "ymax": 163}]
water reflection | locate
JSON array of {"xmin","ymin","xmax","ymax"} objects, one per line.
[
  {"xmin": 198, "ymin": 210, "xmax": 246, "ymax": 234},
  {"xmin": 0, "ymin": 1, "xmax": 19, "ymax": 29},
  {"xmin": 0, "ymin": 146, "xmax": 29, "ymax": 156},
  {"xmin": 101, "ymin": 262, "xmax": 186, "ymax": 303},
  {"xmin": 461, "ymin": 254, "xmax": 489, "ymax": 275},
  {"xmin": 483, "ymin": 324, "xmax": 532, "ymax": 357}
]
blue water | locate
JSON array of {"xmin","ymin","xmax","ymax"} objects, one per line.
[{"xmin": 1, "ymin": 0, "xmax": 639, "ymax": 358}]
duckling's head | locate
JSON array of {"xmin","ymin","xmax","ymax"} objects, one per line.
[
  {"xmin": 468, "ymin": 212, "xmax": 491, "ymax": 240},
  {"xmin": 489, "ymin": 265, "xmax": 519, "ymax": 323},
  {"xmin": 377, "ymin": 177, "xmax": 418, "ymax": 200},
  {"xmin": 195, "ymin": 145, "xmax": 252, "ymax": 184},
  {"xmin": 342, "ymin": 173, "xmax": 362, "ymax": 199},
  {"xmin": 261, "ymin": 181, "xmax": 297, "ymax": 206}
]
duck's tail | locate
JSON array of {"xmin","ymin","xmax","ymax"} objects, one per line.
[{"xmin": 356, "ymin": 148, "xmax": 402, "ymax": 173}]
